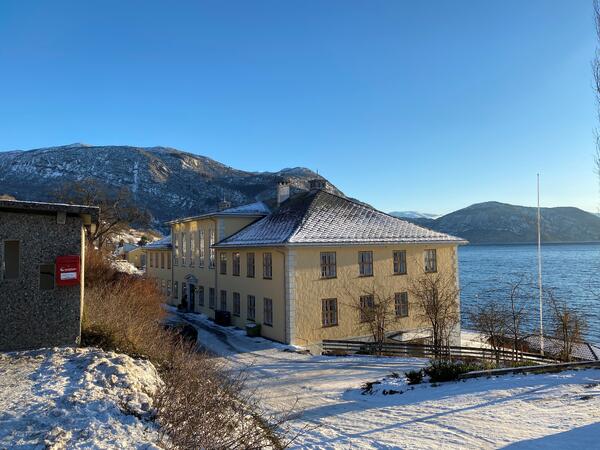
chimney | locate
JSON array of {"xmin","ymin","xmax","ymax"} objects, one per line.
[
  {"xmin": 309, "ymin": 178, "xmax": 326, "ymax": 191},
  {"xmin": 277, "ymin": 181, "xmax": 290, "ymax": 205},
  {"xmin": 218, "ymin": 199, "xmax": 232, "ymax": 211}
]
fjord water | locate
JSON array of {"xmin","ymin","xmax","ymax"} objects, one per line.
[{"xmin": 459, "ymin": 243, "xmax": 600, "ymax": 344}]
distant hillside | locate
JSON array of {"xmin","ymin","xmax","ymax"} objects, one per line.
[
  {"xmin": 389, "ymin": 211, "xmax": 440, "ymax": 220},
  {"xmin": 0, "ymin": 143, "xmax": 340, "ymax": 225},
  {"xmin": 404, "ymin": 201, "xmax": 600, "ymax": 244}
]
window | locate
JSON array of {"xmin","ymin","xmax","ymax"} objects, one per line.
[
  {"xmin": 393, "ymin": 250, "xmax": 407, "ymax": 275},
  {"xmin": 190, "ymin": 232, "xmax": 195, "ymax": 267},
  {"xmin": 3, "ymin": 241, "xmax": 20, "ymax": 279},
  {"xmin": 173, "ymin": 233, "xmax": 179, "ymax": 266},
  {"xmin": 322, "ymin": 298, "xmax": 338, "ymax": 327},
  {"xmin": 199, "ymin": 230, "xmax": 205, "ymax": 267},
  {"xmin": 149, "ymin": 251, "xmax": 154, "ymax": 268},
  {"xmin": 247, "ymin": 295, "xmax": 256, "ymax": 321},
  {"xmin": 167, "ymin": 280, "xmax": 172, "ymax": 296},
  {"xmin": 181, "ymin": 282, "xmax": 187, "ymax": 304},
  {"xmin": 247, "ymin": 252, "xmax": 255, "ymax": 278},
  {"xmin": 220, "ymin": 290, "xmax": 227, "ymax": 311},
  {"xmin": 160, "ymin": 252, "xmax": 165, "ymax": 269},
  {"xmin": 359, "ymin": 295, "xmax": 374, "ymax": 322},
  {"xmin": 358, "ymin": 251, "xmax": 373, "ymax": 277},
  {"xmin": 167, "ymin": 253, "xmax": 171, "ymax": 270},
  {"xmin": 263, "ymin": 253, "xmax": 272, "ymax": 279},
  {"xmin": 424, "ymin": 249, "xmax": 437, "ymax": 273},
  {"xmin": 181, "ymin": 232, "xmax": 186, "ymax": 266},
  {"xmin": 232, "ymin": 252, "xmax": 240, "ymax": 276},
  {"xmin": 395, "ymin": 292, "xmax": 409, "ymax": 317},
  {"xmin": 209, "ymin": 229, "xmax": 216, "ymax": 268},
  {"xmin": 209, "ymin": 288, "xmax": 216, "ymax": 309},
  {"xmin": 220, "ymin": 252, "xmax": 227, "ymax": 275},
  {"xmin": 264, "ymin": 298, "xmax": 273, "ymax": 326},
  {"xmin": 320, "ymin": 252, "xmax": 337, "ymax": 278},
  {"xmin": 173, "ymin": 281, "xmax": 178, "ymax": 299},
  {"xmin": 233, "ymin": 292, "xmax": 241, "ymax": 316},
  {"xmin": 198, "ymin": 286, "xmax": 205, "ymax": 307},
  {"xmin": 39, "ymin": 264, "xmax": 54, "ymax": 290}
]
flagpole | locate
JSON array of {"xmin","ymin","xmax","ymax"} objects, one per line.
[{"xmin": 537, "ymin": 173, "xmax": 544, "ymax": 355}]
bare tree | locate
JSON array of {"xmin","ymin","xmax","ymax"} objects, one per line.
[
  {"xmin": 468, "ymin": 300, "xmax": 508, "ymax": 364},
  {"xmin": 408, "ymin": 271, "xmax": 460, "ymax": 357},
  {"xmin": 56, "ymin": 179, "xmax": 150, "ymax": 248},
  {"xmin": 505, "ymin": 277, "xmax": 531, "ymax": 360},
  {"xmin": 346, "ymin": 282, "xmax": 399, "ymax": 355},
  {"xmin": 547, "ymin": 290, "xmax": 588, "ymax": 362}
]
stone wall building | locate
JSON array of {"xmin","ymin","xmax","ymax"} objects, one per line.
[{"xmin": 0, "ymin": 200, "xmax": 99, "ymax": 351}]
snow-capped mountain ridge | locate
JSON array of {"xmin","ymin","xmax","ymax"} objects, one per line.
[{"xmin": 0, "ymin": 143, "xmax": 339, "ymax": 224}]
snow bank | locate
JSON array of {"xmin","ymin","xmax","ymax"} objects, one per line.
[
  {"xmin": 0, "ymin": 347, "xmax": 162, "ymax": 449},
  {"xmin": 111, "ymin": 259, "xmax": 144, "ymax": 276}
]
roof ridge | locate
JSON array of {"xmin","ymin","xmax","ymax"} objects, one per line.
[
  {"xmin": 311, "ymin": 190, "xmax": 465, "ymax": 241},
  {"xmin": 283, "ymin": 190, "xmax": 324, "ymax": 243}
]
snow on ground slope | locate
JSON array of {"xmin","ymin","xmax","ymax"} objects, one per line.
[
  {"xmin": 111, "ymin": 259, "xmax": 144, "ymax": 276},
  {"xmin": 172, "ymin": 309, "xmax": 600, "ymax": 450},
  {"xmin": 0, "ymin": 347, "xmax": 162, "ymax": 449}
]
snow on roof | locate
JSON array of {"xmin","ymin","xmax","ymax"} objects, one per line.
[
  {"xmin": 145, "ymin": 235, "xmax": 171, "ymax": 249},
  {"xmin": 215, "ymin": 190, "xmax": 466, "ymax": 247},
  {"xmin": 0, "ymin": 199, "xmax": 100, "ymax": 222},
  {"xmin": 167, "ymin": 201, "xmax": 270, "ymax": 224},
  {"xmin": 219, "ymin": 201, "xmax": 271, "ymax": 215},
  {"xmin": 524, "ymin": 335, "xmax": 600, "ymax": 361}
]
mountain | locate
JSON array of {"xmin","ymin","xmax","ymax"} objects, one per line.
[
  {"xmin": 0, "ymin": 143, "xmax": 340, "ymax": 225},
  {"xmin": 404, "ymin": 201, "xmax": 600, "ymax": 244},
  {"xmin": 389, "ymin": 211, "xmax": 440, "ymax": 220}
]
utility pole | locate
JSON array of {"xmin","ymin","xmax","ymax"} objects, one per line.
[{"xmin": 537, "ymin": 173, "xmax": 544, "ymax": 355}]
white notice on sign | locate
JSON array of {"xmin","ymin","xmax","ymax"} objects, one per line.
[{"xmin": 60, "ymin": 272, "xmax": 77, "ymax": 280}]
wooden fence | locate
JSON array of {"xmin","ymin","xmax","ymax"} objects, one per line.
[{"xmin": 321, "ymin": 339, "xmax": 563, "ymax": 364}]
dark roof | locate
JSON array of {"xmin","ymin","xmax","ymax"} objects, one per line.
[
  {"xmin": 166, "ymin": 201, "xmax": 270, "ymax": 225},
  {"xmin": 215, "ymin": 190, "xmax": 466, "ymax": 247},
  {"xmin": 0, "ymin": 199, "xmax": 99, "ymax": 223}
]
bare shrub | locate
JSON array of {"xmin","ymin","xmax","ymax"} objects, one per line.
[
  {"xmin": 155, "ymin": 347, "xmax": 297, "ymax": 449},
  {"xmin": 468, "ymin": 301, "xmax": 508, "ymax": 364},
  {"xmin": 547, "ymin": 291, "xmax": 588, "ymax": 362},
  {"xmin": 345, "ymin": 282, "xmax": 399, "ymax": 355},
  {"xmin": 83, "ymin": 247, "xmax": 291, "ymax": 448},
  {"xmin": 408, "ymin": 271, "xmax": 460, "ymax": 357}
]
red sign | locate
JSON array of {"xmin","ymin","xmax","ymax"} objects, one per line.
[{"xmin": 55, "ymin": 255, "xmax": 81, "ymax": 287}]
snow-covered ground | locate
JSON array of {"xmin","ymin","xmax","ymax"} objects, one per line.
[
  {"xmin": 173, "ymin": 309, "xmax": 600, "ymax": 449},
  {"xmin": 111, "ymin": 259, "xmax": 144, "ymax": 276},
  {"xmin": 0, "ymin": 347, "xmax": 161, "ymax": 449}
]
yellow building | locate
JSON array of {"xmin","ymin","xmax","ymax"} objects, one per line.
[
  {"xmin": 126, "ymin": 246, "xmax": 146, "ymax": 269},
  {"xmin": 168, "ymin": 181, "xmax": 467, "ymax": 348},
  {"xmin": 144, "ymin": 236, "xmax": 173, "ymax": 299}
]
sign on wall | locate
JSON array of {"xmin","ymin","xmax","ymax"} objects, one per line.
[{"xmin": 55, "ymin": 255, "xmax": 80, "ymax": 287}]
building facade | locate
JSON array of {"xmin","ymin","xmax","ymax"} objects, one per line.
[
  {"xmin": 168, "ymin": 184, "xmax": 466, "ymax": 348},
  {"xmin": 144, "ymin": 236, "xmax": 173, "ymax": 298},
  {"xmin": 0, "ymin": 200, "xmax": 99, "ymax": 351}
]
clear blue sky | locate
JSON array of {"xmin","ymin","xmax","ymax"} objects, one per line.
[{"xmin": 0, "ymin": 0, "xmax": 598, "ymax": 214}]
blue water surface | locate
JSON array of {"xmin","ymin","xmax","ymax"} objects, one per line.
[{"xmin": 459, "ymin": 243, "xmax": 600, "ymax": 344}]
